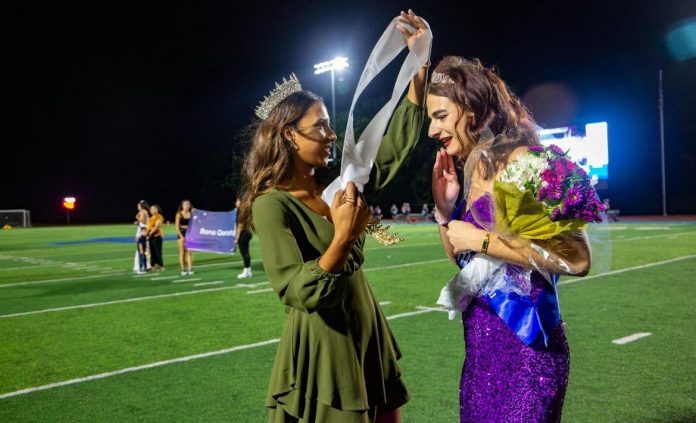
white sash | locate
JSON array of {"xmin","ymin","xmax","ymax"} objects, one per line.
[{"xmin": 321, "ymin": 17, "xmax": 432, "ymax": 204}]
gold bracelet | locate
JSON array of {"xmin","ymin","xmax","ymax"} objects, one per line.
[{"xmin": 480, "ymin": 232, "xmax": 491, "ymax": 254}]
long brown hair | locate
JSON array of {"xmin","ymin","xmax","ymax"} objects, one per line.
[
  {"xmin": 429, "ymin": 56, "xmax": 539, "ymax": 183},
  {"xmin": 237, "ymin": 90, "xmax": 323, "ymax": 229}
]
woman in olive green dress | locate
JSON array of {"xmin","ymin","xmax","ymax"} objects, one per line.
[{"xmin": 237, "ymin": 12, "xmax": 429, "ymax": 423}]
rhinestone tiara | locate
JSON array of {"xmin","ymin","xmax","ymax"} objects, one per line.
[
  {"xmin": 255, "ymin": 74, "xmax": 303, "ymax": 120},
  {"xmin": 431, "ymin": 71, "xmax": 455, "ymax": 85}
]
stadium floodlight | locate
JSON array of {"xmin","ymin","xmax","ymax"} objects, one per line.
[
  {"xmin": 63, "ymin": 197, "xmax": 76, "ymax": 210},
  {"xmin": 313, "ymin": 57, "xmax": 349, "ymax": 75},
  {"xmin": 63, "ymin": 196, "xmax": 76, "ymax": 224},
  {"xmin": 313, "ymin": 57, "xmax": 349, "ymax": 161}
]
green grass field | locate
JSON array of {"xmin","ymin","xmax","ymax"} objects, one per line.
[{"xmin": 1, "ymin": 222, "xmax": 695, "ymax": 422}]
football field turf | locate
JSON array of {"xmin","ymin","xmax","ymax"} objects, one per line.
[{"xmin": 1, "ymin": 222, "xmax": 695, "ymax": 422}]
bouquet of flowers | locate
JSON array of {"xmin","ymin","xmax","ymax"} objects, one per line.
[
  {"xmin": 493, "ymin": 144, "xmax": 604, "ymax": 239},
  {"xmin": 437, "ymin": 144, "xmax": 605, "ymax": 323}
]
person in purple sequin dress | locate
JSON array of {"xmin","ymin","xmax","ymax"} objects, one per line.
[{"xmin": 425, "ymin": 56, "xmax": 592, "ymax": 422}]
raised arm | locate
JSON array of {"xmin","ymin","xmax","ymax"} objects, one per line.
[
  {"xmin": 398, "ymin": 9, "xmax": 430, "ymax": 107},
  {"xmin": 369, "ymin": 10, "xmax": 431, "ymax": 190}
]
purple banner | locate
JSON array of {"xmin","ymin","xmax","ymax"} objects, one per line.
[{"xmin": 184, "ymin": 209, "xmax": 236, "ymax": 254}]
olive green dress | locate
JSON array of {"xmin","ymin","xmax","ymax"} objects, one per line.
[{"xmin": 252, "ymin": 97, "xmax": 424, "ymax": 422}]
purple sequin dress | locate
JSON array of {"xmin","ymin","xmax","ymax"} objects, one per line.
[{"xmin": 458, "ymin": 196, "xmax": 570, "ymax": 423}]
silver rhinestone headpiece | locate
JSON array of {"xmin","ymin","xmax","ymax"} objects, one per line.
[
  {"xmin": 255, "ymin": 74, "xmax": 303, "ymax": 120},
  {"xmin": 431, "ymin": 71, "xmax": 454, "ymax": 85}
]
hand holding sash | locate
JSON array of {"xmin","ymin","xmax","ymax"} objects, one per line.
[{"xmin": 321, "ymin": 13, "xmax": 432, "ymax": 204}]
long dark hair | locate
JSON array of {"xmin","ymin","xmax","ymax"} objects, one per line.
[
  {"xmin": 237, "ymin": 90, "xmax": 323, "ymax": 229},
  {"xmin": 138, "ymin": 200, "xmax": 150, "ymax": 215},
  {"xmin": 429, "ymin": 56, "xmax": 539, "ymax": 183},
  {"xmin": 177, "ymin": 199, "xmax": 192, "ymax": 215}
]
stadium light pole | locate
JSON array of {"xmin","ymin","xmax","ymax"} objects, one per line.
[
  {"xmin": 314, "ymin": 57, "xmax": 349, "ymax": 161},
  {"xmin": 658, "ymin": 69, "xmax": 668, "ymax": 216},
  {"xmin": 63, "ymin": 196, "xmax": 76, "ymax": 225}
]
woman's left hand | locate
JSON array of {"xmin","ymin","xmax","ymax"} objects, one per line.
[
  {"xmin": 396, "ymin": 9, "xmax": 429, "ymax": 51},
  {"xmin": 446, "ymin": 221, "xmax": 487, "ymax": 254}
]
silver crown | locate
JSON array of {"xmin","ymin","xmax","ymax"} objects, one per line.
[
  {"xmin": 431, "ymin": 71, "xmax": 454, "ymax": 85},
  {"xmin": 255, "ymin": 74, "xmax": 303, "ymax": 120}
]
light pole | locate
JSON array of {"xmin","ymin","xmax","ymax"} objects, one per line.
[
  {"xmin": 62, "ymin": 196, "xmax": 76, "ymax": 225},
  {"xmin": 314, "ymin": 57, "xmax": 349, "ymax": 161},
  {"xmin": 659, "ymin": 69, "xmax": 667, "ymax": 216}
]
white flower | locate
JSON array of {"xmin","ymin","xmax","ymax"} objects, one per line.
[{"xmin": 499, "ymin": 152, "xmax": 548, "ymax": 191}]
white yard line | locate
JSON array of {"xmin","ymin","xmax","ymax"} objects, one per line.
[
  {"xmin": 232, "ymin": 282, "xmax": 269, "ymax": 289},
  {"xmin": 612, "ymin": 231, "xmax": 695, "ymax": 242},
  {"xmin": 149, "ymin": 276, "xmax": 179, "ymax": 281},
  {"xmin": 0, "ymin": 254, "xmax": 238, "ymax": 272},
  {"xmin": 0, "ymin": 286, "xmax": 239, "ymax": 319},
  {"xmin": 194, "ymin": 281, "xmax": 224, "ymax": 287},
  {"xmin": 0, "ymin": 274, "xmax": 111, "ymax": 288},
  {"xmin": 415, "ymin": 306, "xmax": 448, "ymax": 313},
  {"xmin": 0, "ymin": 305, "xmax": 446, "ymax": 400},
  {"xmin": 247, "ymin": 288, "xmax": 273, "ymax": 295},
  {"xmin": 379, "ymin": 301, "xmax": 391, "ymax": 306},
  {"xmin": 0, "ymin": 339, "xmax": 281, "ymax": 400},
  {"xmin": 386, "ymin": 307, "xmax": 438, "ymax": 320},
  {"xmin": 3, "ymin": 247, "xmax": 145, "ymax": 259},
  {"xmin": 612, "ymin": 332, "xmax": 652, "ymax": 345},
  {"xmin": 558, "ymin": 255, "xmax": 696, "ymax": 286},
  {"xmin": 0, "ymin": 282, "xmax": 272, "ymax": 318},
  {"xmin": 172, "ymin": 278, "xmax": 202, "ymax": 284}
]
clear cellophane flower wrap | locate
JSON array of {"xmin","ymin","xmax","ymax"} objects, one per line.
[{"xmin": 437, "ymin": 143, "xmax": 607, "ymax": 333}]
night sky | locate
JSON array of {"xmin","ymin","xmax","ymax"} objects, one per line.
[{"xmin": 4, "ymin": 1, "xmax": 696, "ymax": 224}]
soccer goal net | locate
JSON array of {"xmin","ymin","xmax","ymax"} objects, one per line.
[{"xmin": 0, "ymin": 209, "xmax": 31, "ymax": 227}]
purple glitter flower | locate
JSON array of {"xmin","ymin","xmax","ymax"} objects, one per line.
[{"xmin": 528, "ymin": 145, "xmax": 544, "ymax": 153}]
